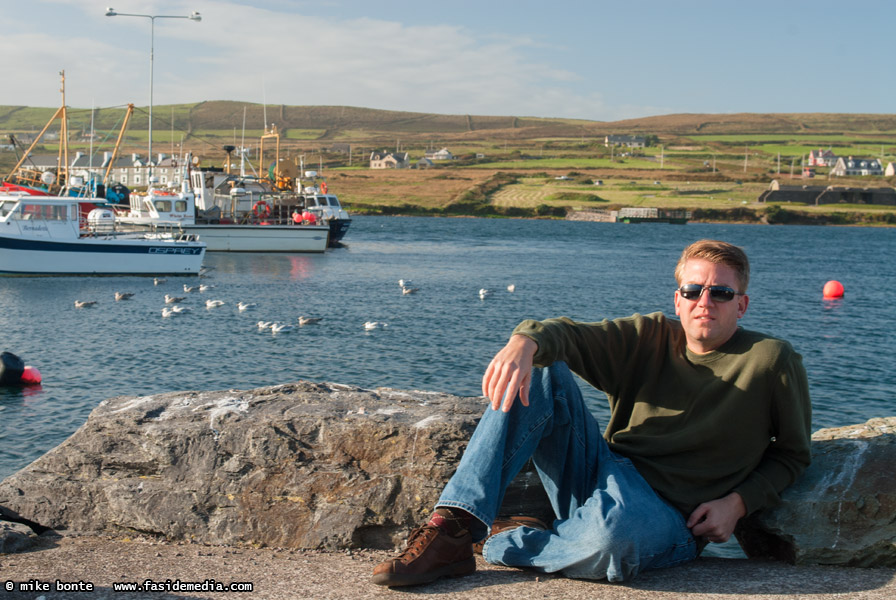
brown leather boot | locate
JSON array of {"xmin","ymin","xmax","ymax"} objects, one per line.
[{"xmin": 371, "ymin": 524, "xmax": 475, "ymax": 587}]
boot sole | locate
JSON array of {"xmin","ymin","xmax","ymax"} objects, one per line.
[{"xmin": 371, "ymin": 556, "xmax": 476, "ymax": 587}]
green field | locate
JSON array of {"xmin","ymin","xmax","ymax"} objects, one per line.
[{"xmin": 2, "ymin": 103, "xmax": 895, "ymax": 225}]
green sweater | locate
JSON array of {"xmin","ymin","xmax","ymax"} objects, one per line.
[{"xmin": 512, "ymin": 312, "xmax": 812, "ymax": 517}]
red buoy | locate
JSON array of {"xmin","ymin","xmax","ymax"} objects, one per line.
[
  {"xmin": 823, "ymin": 280, "xmax": 844, "ymax": 299},
  {"xmin": 21, "ymin": 365, "xmax": 41, "ymax": 385}
]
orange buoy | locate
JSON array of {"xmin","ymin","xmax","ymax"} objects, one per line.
[{"xmin": 823, "ymin": 280, "xmax": 844, "ymax": 299}]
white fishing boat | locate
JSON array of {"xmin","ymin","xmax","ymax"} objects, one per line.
[
  {"xmin": 295, "ymin": 170, "xmax": 352, "ymax": 245},
  {"xmin": 0, "ymin": 194, "xmax": 206, "ymax": 276},
  {"xmin": 117, "ymin": 175, "xmax": 331, "ymax": 252}
]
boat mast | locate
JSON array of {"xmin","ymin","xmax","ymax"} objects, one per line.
[
  {"xmin": 58, "ymin": 71, "xmax": 69, "ymax": 191},
  {"xmin": 6, "ymin": 71, "xmax": 69, "ymax": 192},
  {"xmin": 103, "ymin": 104, "xmax": 135, "ymax": 187}
]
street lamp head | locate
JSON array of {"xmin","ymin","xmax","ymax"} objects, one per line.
[
  {"xmin": 190, "ymin": 11, "xmax": 201, "ymax": 21},
  {"xmin": 105, "ymin": 8, "xmax": 117, "ymax": 16}
]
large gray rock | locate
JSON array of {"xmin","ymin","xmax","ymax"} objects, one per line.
[
  {"xmin": 737, "ymin": 417, "xmax": 896, "ymax": 567},
  {"xmin": 0, "ymin": 381, "xmax": 548, "ymax": 551},
  {"xmin": 2, "ymin": 380, "xmax": 894, "ymax": 569}
]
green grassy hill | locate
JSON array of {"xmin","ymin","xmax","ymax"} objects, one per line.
[{"xmin": 3, "ymin": 101, "xmax": 895, "ymax": 143}]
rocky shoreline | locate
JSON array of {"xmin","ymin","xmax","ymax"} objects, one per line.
[{"xmin": 2, "ymin": 381, "xmax": 895, "ymax": 597}]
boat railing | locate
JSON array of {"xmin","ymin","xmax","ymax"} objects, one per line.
[
  {"xmin": 80, "ymin": 213, "xmax": 195, "ymax": 241},
  {"xmin": 208, "ymin": 191, "xmax": 308, "ymax": 226}
]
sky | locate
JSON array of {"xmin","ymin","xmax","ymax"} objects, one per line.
[{"xmin": 1, "ymin": 0, "xmax": 892, "ymax": 122}]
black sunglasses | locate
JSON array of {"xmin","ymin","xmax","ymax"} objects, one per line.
[{"xmin": 678, "ymin": 284, "xmax": 743, "ymax": 303}]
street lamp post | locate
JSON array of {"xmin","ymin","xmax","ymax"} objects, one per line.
[{"xmin": 105, "ymin": 8, "xmax": 201, "ymax": 187}]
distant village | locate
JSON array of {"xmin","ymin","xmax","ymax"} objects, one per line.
[{"xmin": 4, "ymin": 133, "xmax": 894, "ymax": 196}]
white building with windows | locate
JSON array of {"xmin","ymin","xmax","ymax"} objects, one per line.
[
  {"xmin": 424, "ymin": 148, "xmax": 455, "ymax": 161},
  {"xmin": 605, "ymin": 135, "xmax": 646, "ymax": 148},
  {"xmin": 830, "ymin": 156, "xmax": 883, "ymax": 177},
  {"xmin": 17, "ymin": 152, "xmax": 185, "ymax": 190}
]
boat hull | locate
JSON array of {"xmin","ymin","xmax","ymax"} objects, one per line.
[
  {"xmin": 0, "ymin": 235, "xmax": 205, "ymax": 276},
  {"xmin": 181, "ymin": 224, "xmax": 330, "ymax": 252},
  {"xmin": 327, "ymin": 219, "xmax": 351, "ymax": 245}
]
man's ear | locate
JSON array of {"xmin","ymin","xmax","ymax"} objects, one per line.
[{"xmin": 737, "ymin": 294, "xmax": 749, "ymax": 319}]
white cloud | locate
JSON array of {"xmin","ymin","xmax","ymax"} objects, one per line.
[{"xmin": 0, "ymin": 1, "xmax": 663, "ymax": 120}]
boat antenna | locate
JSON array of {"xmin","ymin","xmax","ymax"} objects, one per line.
[
  {"xmin": 240, "ymin": 106, "xmax": 247, "ymax": 177},
  {"xmin": 59, "ymin": 70, "xmax": 70, "ymax": 192},
  {"xmin": 262, "ymin": 80, "xmax": 268, "ymax": 131},
  {"xmin": 88, "ymin": 100, "xmax": 96, "ymax": 196}
]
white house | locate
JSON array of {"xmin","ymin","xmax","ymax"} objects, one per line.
[
  {"xmin": 830, "ymin": 156, "xmax": 883, "ymax": 177},
  {"xmin": 605, "ymin": 135, "xmax": 646, "ymax": 148},
  {"xmin": 369, "ymin": 150, "xmax": 410, "ymax": 169},
  {"xmin": 424, "ymin": 148, "xmax": 454, "ymax": 161},
  {"xmin": 808, "ymin": 149, "xmax": 838, "ymax": 167}
]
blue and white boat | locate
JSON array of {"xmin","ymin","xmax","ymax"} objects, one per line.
[
  {"xmin": 0, "ymin": 194, "xmax": 206, "ymax": 276},
  {"xmin": 296, "ymin": 170, "xmax": 352, "ymax": 245}
]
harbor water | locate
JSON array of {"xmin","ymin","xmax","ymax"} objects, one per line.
[{"xmin": 0, "ymin": 216, "xmax": 893, "ymax": 554}]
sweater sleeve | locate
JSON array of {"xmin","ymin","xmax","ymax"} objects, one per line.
[
  {"xmin": 511, "ymin": 313, "xmax": 665, "ymax": 393},
  {"xmin": 732, "ymin": 350, "xmax": 812, "ymax": 515}
]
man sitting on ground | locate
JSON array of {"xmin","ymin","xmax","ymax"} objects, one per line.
[{"xmin": 372, "ymin": 239, "xmax": 812, "ymax": 587}]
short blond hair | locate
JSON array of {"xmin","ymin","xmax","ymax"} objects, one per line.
[{"xmin": 675, "ymin": 239, "xmax": 750, "ymax": 292}]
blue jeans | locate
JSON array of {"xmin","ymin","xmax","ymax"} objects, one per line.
[{"xmin": 437, "ymin": 362, "xmax": 697, "ymax": 582}]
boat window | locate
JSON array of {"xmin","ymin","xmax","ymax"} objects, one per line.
[
  {"xmin": 156, "ymin": 200, "xmax": 172, "ymax": 212},
  {"xmin": 22, "ymin": 204, "xmax": 48, "ymax": 220},
  {"xmin": 327, "ymin": 196, "xmax": 340, "ymax": 206},
  {"xmin": 0, "ymin": 201, "xmax": 17, "ymax": 217},
  {"xmin": 175, "ymin": 200, "xmax": 187, "ymax": 212}
]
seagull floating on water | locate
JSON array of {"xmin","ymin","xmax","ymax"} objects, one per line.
[
  {"xmin": 238, "ymin": 301, "xmax": 257, "ymax": 312},
  {"xmin": 114, "ymin": 292, "xmax": 135, "ymax": 301},
  {"xmin": 298, "ymin": 316, "xmax": 322, "ymax": 326},
  {"xmin": 205, "ymin": 299, "xmax": 225, "ymax": 308},
  {"xmin": 184, "ymin": 284, "xmax": 199, "ymax": 293},
  {"xmin": 257, "ymin": 321, "xmax": 274, "ymax": 330},
  {"xmin": 153, "ymin": 278, "xmax": 167, "ymax": 286},
  {"xmin": 199, "ymin": 284, "xmax": 215, "ymax": 292},
  {"xmin": 271, "ymin": 323, "xmax": 295, "ymax": 334},
  {"xmin": 479, "ymin": 288, "xmax": 492, "ymax": 299},
  {"xmin": 74, "ymin": 300, "xmax": 97, "ymax": 308},
  {"xmin": 165, "ymin": 294, "xmax": 185, "ymax": 304},
  {"xmin": 507, "ymin": 284, "xmax": 516, "ymax": 293},
  {"xmin": 170, "ymin": 305, "xmax": 190, "ymax": 314},
  {"xmin": 364, "ymin": 321, "xmax": 387, "ymax": 330}
]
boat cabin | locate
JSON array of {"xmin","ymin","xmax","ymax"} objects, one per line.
[
  {"xmin": 0, "ymin": 195, "xmax": 81, "ymax": 240},
  {"xmin": 126, "ymin": 192, "xmax": 195, "ymax": 225}
]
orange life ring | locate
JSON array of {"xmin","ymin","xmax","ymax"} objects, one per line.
[
  {"xmin": 320, "ymin": 182, "xmax": 328, "ymax": 194},
  {"xmin": 253, "ymin": 200, "xmax": 271, "ymax": 218}
]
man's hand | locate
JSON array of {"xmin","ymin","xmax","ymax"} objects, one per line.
[
  {"xmin": 686, "ymin": 492, "xmax": 746, "ymax": 543},
  {"xmin": 482, "ymin": 335, "xmax": 538, "ymax": 412}
]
